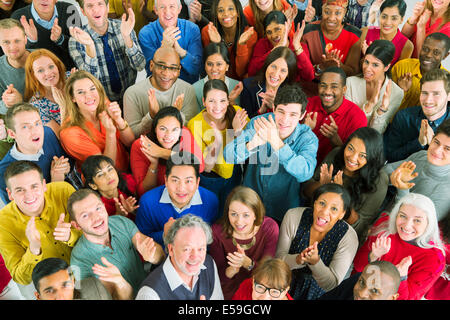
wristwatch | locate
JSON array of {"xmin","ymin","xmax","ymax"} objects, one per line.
[{"xmin": 247, "ymin": 260, "xmax": 254, "ymax": 271}]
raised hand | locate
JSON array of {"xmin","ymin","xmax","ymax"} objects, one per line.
[
  {"xmin": 107, "ymin": 101, "xmax": 124, "ymax": 124},
  {"xmin": 25, "ymin": 217, "xmax": 41, "ymax": 255},
  {"xmin": 377, "ymin": 79, "xmax": 392, "ymax": 114},
  {"xmin": 134, "ymin": 232, "xmax": 159, "ymax": 263},
  {"xmin": 397, "ymin": 72, "xmax": 412, "ymax": 92},
  {"xmin": 120, "ymin": 7, "xmax": 136, "ymax": 39},
  {"xmin": 319, "ymin": 115, "xmax": 341, "ymax": 146},
  {"xmin": 319, "ymin": 163, "xmax": 334, "ymax": 185},
  {"xmin": 173, "ymin": 93, "xmax": 184, "ymax": 111},
  {"xmin": 396, "ymin": 256, "xmax": 413, "ymax": 278},
  {"xmin": 229, "ymin": 82, "xmax": 243, "ymax": 105},
  {"xmin": 51, "ymin": 86, "xmax": 66, "ymax": 121},
  {"xmin": 99, "ymin": 111, "xmax": 117, "ymax": 135},
  {"xmin": 50, "ymin": 155, "xmax": 70, "ymax": 182},
  {"xmin": 365, "ymin": 79, "xmax": 383, "ymax": 114},
  {"xmin": 92, "ymin": 257, "xmax": 126, "ymax": 285},
  {"xmin": 50, "ymin": 17, "xmax": 62, "ymax": 43},
  {"xmin": 409, "ymin": 1, "xmax": 426, "ymax": 25},
  {"xmin": 114, "ymin": 194, "xmax": 139, "ymax": 216},
  {"xmin": 207, "ymin": 22, "xmax": 221, "ymax": 44},
  {"xmin": 417, "ymin": 9, "xmax": 432, "ymax": 29},
  {"xmin": 332, "ymin": 169, "xmax": 343, "ymax": 185},
  {"xmin": 20, "ymin": 15, "xmax": 37, "ymax": 42},
  {"xmin": 189, "ymin": 0, "xmax": 202, "ymax": 23},
  {"xmin": 2, "ymin": 84, "xmax": 23, "ymax": 108},
  {"xmin": 297, "ymin": 241, "xmax": 320, "ymax": 265},
  {"xmin": 0, "ymin": 119, "xmax": 7, "ymax": 140},
  {"xmin": 390, "ymin": 161, "xmax": 418, "ymax": 190},
  {"xmin": 139, "ymin": 134, "xmax": 166, "ymax": 161},
  {"xmin": 238, "ymin": 27, "xmax": 255, "ymax": 45},
  {"xmin": 292, "ymin": 21, "xmax": 306, "ymax": 54},
  {"xmin": 226, "ymin": 243, "xmax": 247, "ymax": 269},
  {"xmin": 418, "ymin": 119, "xmax": 434, "ymax": 146},
  {"xmin": 283, "ymin": 3, "xmax": 298, "ymax": 26},
  {"xmin": 231, "ymin": 108, "xmax": 248, "ymax": 135},
  {"xmin": 258, "ymin": 88, "xmax": 276, "ymax": 114},
  {"xmin": 370, "ymin": 233, "xmax": 391, "ymax": 261},
  {"xmin": 53, "ymin": 213, "xmax": 72, "ymax": 242},
  {"xmin": 304, "ymin": 0, "xmax": 316, "ymax": 23},
  {"xmin": 161, "ymin": 26, "xmax": 181, "ymax": 48},
  {"xmin": 321, "ymin": 48, "xmax": 344, "ymax": 68},
  {"xmin": 163, "ymin": 217, "xmax": 176, "ymax": 237},
  {"xmin": 147, "ymin": 88, "xmax": 160, "ymax": 118},
  {"xmin": 69, "ymin": 26, "xmax": 94, "ymax": 46},
  {"xmin": 361, "ymin": 39, "xmax": 370, "ymax": 55},
  {"xmin": 303, "ymin": 111, "xmax": 318, "ymax": 130}
]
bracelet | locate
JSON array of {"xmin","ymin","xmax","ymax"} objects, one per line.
[
  {"xmin": 118, "ymin": 120, "xmax": 129, "ymax": 131},
  {"xmin": 294, "ymin": 47, "xmax": 303, "ymax": 55},
  {"xmin": 407, "ymin": 18, "xmax": 417, "ymax": 25},
  {"xmin": 378, "ymin": 107, "xmax": 388, "ymax": 113}
]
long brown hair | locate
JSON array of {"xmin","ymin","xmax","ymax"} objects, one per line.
[
  {"xmin": 24, "ymin": 49, "xmax": 66, "ymax": 101},
  {"xmin": 249, "ymin": 0, "xmax": 283, "ymax": 37},
  {"xmin": 61, "ymin": 70, "xmax": 108, "ymax": 147}
]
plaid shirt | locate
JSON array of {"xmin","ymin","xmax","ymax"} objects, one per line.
[
  {"xmin": 345, "ymin": 0, "xmax": 374, "ymax": 29},
  {"xmin": 69, "ymin": 19, "xmax": 146, "ymax": 102}
]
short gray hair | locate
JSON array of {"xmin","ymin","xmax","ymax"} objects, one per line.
[
  {"xmin": 163, "ymin": 214, "xmax": 213, "ymax": 248},
  {"xmin": 154, "ymin": 0, "xmax": 181, "ymax": 9}
]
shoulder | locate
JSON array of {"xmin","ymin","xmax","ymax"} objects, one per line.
[
  {"xmin": 198, "ymin": 186, "xmax": 218, "ymax": 202},
  {"xmin": 140, "ymin": 185, "xmax": 165, "ymax": 203},
  {"xmin": 283, "ymin": 207, "xmax": 309, "ymax": 227},
  {"xmin": 11, "ymin": 5, "xmax": 31, "ymax": 19},
  {"xmin": 343, "ymin": 24, "xmax": 362, "ymax": 38},
  {"xmin": 46, "ymin": 181, "xmax": 76, "ymax": 196},
  {"xmin": 304, "ymin": 21, "xmax": 321, "ymax": 35}
]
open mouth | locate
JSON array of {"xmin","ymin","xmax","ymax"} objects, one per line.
[
  {"xmin": 93, "ymin": 220, "xmax": 105, "ymax": 230},
  {"xmin": 345, "ymin": 159, "xmax": 358, "ymax": 168},
  {"xmin": 321, "ymin": 95, "xmax": 334, "ymax": 103},
  {"xmin": 32, "ymin": 137, "xmax": 41, "ymax": 143},
  {"xmin": 316, "ymin": 217, "xmax": 328, "ymax": 227}
]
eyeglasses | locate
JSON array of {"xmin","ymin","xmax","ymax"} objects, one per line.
[
  {"xmin": 153, "ymin": 62, "xmax": 181, "ymax": 73},
  {"xmin": 253, "ymin": 281, "xmax": 286, "ymax": 298}
]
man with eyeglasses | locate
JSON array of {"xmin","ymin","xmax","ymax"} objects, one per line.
[
  {"xmin": 123, "ymin": 45, "xmax": 199, "ymax": 137},
  {"xmin": 138, "ymin": 0, "xmax": 203, "ymax": 84}
]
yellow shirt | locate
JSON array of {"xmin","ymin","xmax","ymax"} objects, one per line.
[
  {"xmin": 391, "ymin": 58, "xmax": 447, "ymax": 113},
  {"xmin": 187, "ymin": 105, "xmax": 248, "ymax": 179},
  {"xmin": 0, "ymin": 182, "xmax": 81, "ymax": 285},
  {"xmin": 108, "ymin": 0, "xmax": 154, "ymax": 34}
]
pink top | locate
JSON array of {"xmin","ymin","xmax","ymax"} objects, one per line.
[
  {"xmin": 130, "ymin": 127, "xmax": 205, "ymax": 197},
  {"xmin": 365, "ymin": 26, "xmax": 408, "ymax": 65},
  {"xmin": 353, "ymin": 215, "xmax": 446, "ymax": 300},
  {"xmin": 209, "ymin": 216, "xmax": 279, "ymax": 300}
]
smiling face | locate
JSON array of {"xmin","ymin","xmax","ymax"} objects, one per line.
[
  {"xmin": 228, "ymin": 200, "xmax": 256, "ymax": 238},
  {"xmin": 6, "ymin": 170, "xmax": 46, "ymax": 217},
  {"xmin": 203, "ymin": 88, "xmax": 229, "ymax": 121},
  {"xmin": 33, "ymin": 0, "xmax": 57, "ymax": 18},
  {"xmin": 254, "ymin": 0, "xmax": 273, "ymax": 13},
  {"xmin": 274, "ymin": 103, "xmax": 304, "ymax": 139},
  {"xmin": 0, "ymin": 26, "xmax": 27, "ymax": 61},
  {"xmin": 165, "ymin": 165, "xmax": 200, "ymax": 209},
  {"xmin": 431, "ymin": 0, "xmax": 450, "ymax": 12},
  {"xmin": 150, "ymin": 48, "xmax": 181, "ymax": 92},
  {"xmin": 8, "ymin": 110, "xmax": 45, "ymax": 155},
  {"xmin": 420, "ymin": 80, "xmax": 450, "ymax": 121},
  {"xmin": 72, "ymin": 193, "xmax": 110, "ymax": 240},
  {"xmin": 89, "ymin": 161, "xmax": 120, "ymax": 197},
  {"xmin": 0, "ymin": 0, "xmax": 16, "ymax": 11},
  {"xmin": 32, "ymin": 56, "xmax": 60, "ymax": 89},
  {"xmin": 318, "ymin": 72, "xmax": 347, "ymax": 113},
  {"xmin": 217, "ymin": 0, "xmax": 238, "ymax": 29},
  {"xmin": 343, "ymin": 137, "xmax": 368, "ymax": 175},
  {"xmin": 168, "ymin": 226, "xmax": 207, "ymax": 278},
  {"xmin": 35, "ymin": 269, "xmax": 75, "ymax": 300},
  {"xmin": 205, "ymin": 53, "xmax": 229, "ymax": 81},
  {"xmin": 265, "ymin": 21, "xmax": 286, "ymax": 48},
  {"xmin": 71, "ymin": 78, "xmax": 101, "ymax": 116},
  {"xmin": 321, "ymin": 4, "xmax": 346, "ymax": 32},
  {"xmin": 265, "ymin": 57, "xmax": 289, "ymax": 90},
  {"xmin": 81, "ymin": 0, "xmax": 109, "ymax": 33},
  {"xmin": 312, "ymin": 192, "xmax": 346, "ymax": 234},
  {"xmin": 353, "ymin": 266, "xmax": 398, "ymax": 300},
  {"xmin": 427, "ymin": 133, "xmax": 450, "ymax": 166},
  {"xmin": 155, "ymin": 0, "xmax": 182, "ymax": 29},
  {"xmin": 379, "ymin": 6, "xmax": 403, "ymax": 36},
  {"xmin": 419, "ymin": 37, "xmax": 449, "ymax": 74},
  {"xmin": 395, "ymin": 204, "xmax": 428, "ymax": 242},
  {"xmin": 362, "ymin": 54, "xmax": 389, "ymax": 82},
  {"xmin": 155, "ymin": 115, "xmax": 182, "ymax": 149}
]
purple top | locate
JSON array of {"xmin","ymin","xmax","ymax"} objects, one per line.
[
  {"xmin": 209, "ymin": 216, "xmax": 279, "ymax": 300},
  {"xmin": 365, "ymin": 26, "xmax": 408, "ymax": 65}
]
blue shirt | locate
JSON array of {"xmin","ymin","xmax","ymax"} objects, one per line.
[
  {"xmin": 70, "ymin": 215, "xmax": 146, "ymax": 294},
  {"xmin": 223, "ymin": 113, "xmax": 318, "ymax": 222},
  {"xmin": 0, "ymin": 126, "xmax": 66, "ymax": 204},
  {"xmin": 138, "ymin": 18, "xmax": 202, "ymax": 84},
  {"xmin": 383, "ymin": 105, "xmax": 450, "ymax": 163},
  {"xmin": 135, "ymin": 185, "xmax": 219, "ymax": 246}
]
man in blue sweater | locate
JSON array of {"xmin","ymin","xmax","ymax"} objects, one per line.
[
  {"xmin": 135, "ymin": 151, "xmax": 219, "ymax": 246},
  {"xmin": 224, "ymin": 83, "xmax": 318, "ymax": 223},
  {"xmin": 138, "ymin": 0, "xmax": 202, "ymax": 84},
  {"xmin": 0, "ymin": 103, "xmax": 72, "ymax": 204}
]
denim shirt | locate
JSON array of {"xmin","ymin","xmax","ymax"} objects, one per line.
[{"xmin": 224, "ymin": 113, "xmax": 318, "ymax": 222}]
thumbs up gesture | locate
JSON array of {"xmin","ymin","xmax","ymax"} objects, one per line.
[
  {"xmin": 2, "ymin": 84, "xmax": 23, "ymax": 108},
  {"xmin": 304, "ymin": 0, "xmax": 316, "ymax": 23},
  {"xmin": 53, "ymin": 213, "xmax": 72, "ymax": 242}
]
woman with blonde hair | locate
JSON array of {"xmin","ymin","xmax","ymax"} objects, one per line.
[
  {"xmin": 353, "ymin": 193, "xmax": 446, "ymax": 300},
  {"xmin": 402, "ymin": 0, "xmax": 450, "ymax": 58},
  {"xmin": 232, "ymin": 257, "xmax": 293, "ymax": 300},
  {"xmin": 209, "ymin": 186, "xmax": 279, "ymax": 299},
  {"xmin": 24, "ymin": 49, "xmax": 67, "ymax": 135},
  {"xmin": 59, "ymin": 70, "xmax": 135, "ymax": 172}
]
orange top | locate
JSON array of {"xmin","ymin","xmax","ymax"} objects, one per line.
[
  {"xmin": 60, "ymin": 121, "xmax": 129, "ymax": 173},
  {"xmin": 201, "ymin": 25, "xmax": 258, "ymax": 80}
]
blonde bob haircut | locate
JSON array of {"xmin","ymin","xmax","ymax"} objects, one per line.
[
  {"xmin": 252, "ymin": 257, "xmax": 291, "ymax": 291},
  {"xmin": 24, "ymin": 49, "xmax": 67, "ymax": 101}
]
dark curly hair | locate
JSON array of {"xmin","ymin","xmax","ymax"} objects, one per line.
[{"xmin": 332, "ymin": 127, "xmax": 385, "ymax": 211}]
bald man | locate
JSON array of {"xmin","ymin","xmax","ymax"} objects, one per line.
[
  {"xmin": 123, "ymin": 46, "xmax": 199, "ymax": 137},
  {"xmin": 320, "ymin": 260, "xmax": 401, "ymax": 300}
]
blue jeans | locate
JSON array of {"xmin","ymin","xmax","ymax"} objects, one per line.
[{"xmin": 200, "ymin": 165, "xmax": 242, "ymax": 218}]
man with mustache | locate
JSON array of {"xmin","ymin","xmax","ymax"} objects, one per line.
[{"xmin": 303, "ymin": 66, "xmax": 367, "ymax": 164}]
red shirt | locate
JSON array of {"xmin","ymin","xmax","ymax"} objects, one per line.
[
  {"xmin": 353, "ymin": 215, "xmax": 446, "ymax": 300},
  {"xmin": 130, "ymin": 127, "xmax": 205, "ymax": 197},
  {"xmin": 100, "ymin": 172, "xmax": 137, "ymax": 221},
  {"xmin": 305, "ymin": 96, "xmax": 367, "ymax": 164},
  {"xmin": 232, "ymin": 278, "xmax": 293, "ymax": 300},
  {"xmin": 0, "ymin": 254, "xmax": 11, "ymax": 293}
]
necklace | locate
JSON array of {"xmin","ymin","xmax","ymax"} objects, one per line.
[{"xmin": 232, "ymin": 236, "xmax": 256, "ymax": 250}]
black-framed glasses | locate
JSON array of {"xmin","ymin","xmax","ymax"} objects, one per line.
[
  {"xmin": 153, "ymin": 62, "xmax": 181, "ymax": 73},
  {"xmin": 253, "ymin": 281, "xmax": 286, "ymax": 298}
]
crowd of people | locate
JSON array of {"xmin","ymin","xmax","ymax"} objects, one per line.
[{"xmin": 0, "ymin": 0, "xmax": 448, "ymax": 301}]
